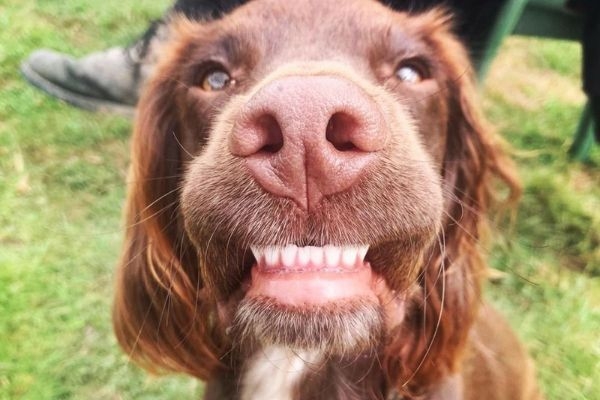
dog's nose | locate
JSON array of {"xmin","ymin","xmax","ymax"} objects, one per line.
[{"xmin": 229, "ymin": 75, "xmax": 388, "ymax": 210}]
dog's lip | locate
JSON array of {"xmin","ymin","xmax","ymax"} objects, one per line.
[{"xmin": 247, "ymin": 263, "xmax": 378, "ymax": 306}]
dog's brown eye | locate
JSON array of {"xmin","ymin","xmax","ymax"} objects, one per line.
[
  {"xmin": 395, "ymin": 60, "xmax": 429, "ymax": 84},
  {"xmin": 201, "ymin": 69, "xmax": 233, "ymax": 91},
  {"xmin": 396, "ymin": 65, "xmax": 423, "ymax": 84}
]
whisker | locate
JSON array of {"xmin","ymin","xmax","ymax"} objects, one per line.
[
  {"xmin": 402, "ymin": 229, "xmax": 446, "ymax": 387},
  {"xmin": 170, "ymin": 129, "xmax": 195, "ymax": 159}
]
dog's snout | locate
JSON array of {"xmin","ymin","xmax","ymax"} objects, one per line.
[{"xmin": 229, "ymin": 75, "xmax": 387, "ymax": 210}]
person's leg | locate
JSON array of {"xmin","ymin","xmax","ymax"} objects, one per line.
[{"xmin": 20, "ymin": 0, "xmax": 247, "ymax": 115}]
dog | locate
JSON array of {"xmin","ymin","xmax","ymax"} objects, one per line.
[{"xmin": 113, "ymin": 1, "xmax": 543, "ymax": 399}]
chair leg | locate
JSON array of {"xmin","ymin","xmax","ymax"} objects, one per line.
[
  {"xmin": 477, "ymin": 0, "xmax": 530, "ymax": 80},
  {"xmin": 569, "ymin": 101, "xmax": 595, "ymax": 161}
]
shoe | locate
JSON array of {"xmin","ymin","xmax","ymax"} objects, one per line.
[{"xmin": 20, "ymin": 20, "xmax": 166, "ymax": 116}]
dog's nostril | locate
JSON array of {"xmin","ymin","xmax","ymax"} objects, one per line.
[
  {"xmin": 256, "ymin": 114, "xmax": 284, "ymax": 154},
  {"xmin": 326, "ymin": 112, "xmax": 359, "ymax": 152}
]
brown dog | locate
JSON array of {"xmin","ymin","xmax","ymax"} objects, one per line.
[{"xmin": 113, "ymin": 1, "xmax": 543, "ymax": 399}]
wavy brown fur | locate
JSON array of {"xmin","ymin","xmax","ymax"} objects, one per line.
[{"xmin": 113, "ymin": 2, "xmax": 537, "ymax": 399}]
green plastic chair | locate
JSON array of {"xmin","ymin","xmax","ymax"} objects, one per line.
[{"xmin": 477, "ymin": 0, "xmax": 595, "ymax": 161}]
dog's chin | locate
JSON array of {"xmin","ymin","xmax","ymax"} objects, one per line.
[
  {"xmin": 225, "ymin": 244, "xmax": 410, "ymax": 356},
  {"xmin": 230, "ymin": 296, "xmax": 385, "ymax": 356}
]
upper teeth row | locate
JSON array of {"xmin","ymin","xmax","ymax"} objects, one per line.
[{"xmin": 250, "ymin": 245, "xmax": 369, "ymax": 269}]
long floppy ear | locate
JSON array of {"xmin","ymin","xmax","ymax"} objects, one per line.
[
  {"xmin": 112, "ymin": 28, "xmax": 225, "ymax": 379},
  {"xmin": 384, "ymin": 9, "xmax": 521, "ymax": 395}
]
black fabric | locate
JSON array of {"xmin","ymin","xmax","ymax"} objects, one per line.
[
  {"xmin": 384, "ymin": 1, "xmax": 507, "ymax": 66},
  {"xmin": 173, "ymin": 0, "xmax": 248, "ymax": 19},
  {"xmin": 569, "ymin": 0, "xmax": 600, "ymax": 141},
  {"xmin": 590, "ymin": 96, "xmax": 600, "ymax": 142},
  {"xmin": 580, "ymin": 2, "xmax": 600, "ymax": 96},
  {"xmin": 582, "ymin": 6, "xmax": 600, "ymax": 141},
  {"xmin": 130, "ymin": 19, "xmax": 165, "ymax": 61},
  {"xmin": 170, "ymin": 0, "xmax": 507, "ymax": 66}
]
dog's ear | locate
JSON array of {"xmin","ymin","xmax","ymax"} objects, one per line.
[
  {"xmin": 113, "ymin": 29, "xmax": 224, "ymax": 379},
  {"xmin": 384, "ymin": 9, "xmax": 520, "ymax": 395}
]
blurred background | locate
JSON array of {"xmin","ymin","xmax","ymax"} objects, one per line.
[{"xmin": 0, "ymin": 0, "xmax": 598, "ymax": 399}]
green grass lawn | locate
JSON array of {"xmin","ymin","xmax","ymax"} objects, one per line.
[{"xmin": 1, "ymin": 1, "xmax": 598, "ymax": 399}]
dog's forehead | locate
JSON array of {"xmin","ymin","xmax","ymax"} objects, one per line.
[
  {"xmin": 210, "ymin": 0, "xmax": 430, "ymax": 61},
  {"xmin": 235, "ymin": 0, "xmax": 393, "ymax": 27}
]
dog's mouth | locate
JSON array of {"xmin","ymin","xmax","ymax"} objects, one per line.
[
  {"xmin": 227, "ymin": 244, "xmax": 409, "ymax": 354},
  {"xmin": 247, "ymin": 244, "xmax": 380, "ymax": 305}
]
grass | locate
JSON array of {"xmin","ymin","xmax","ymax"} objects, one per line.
[
  {"xmin": 0, "ymin": 2, "xmax": 598, "ymax": 399},
  {"xmin": 483, "ymin": 38, "xmax": 600, "ymax": 399}
]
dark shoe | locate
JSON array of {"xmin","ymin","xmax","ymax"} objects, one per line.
[{"xmin": 20, "ymin": 21, "xmax": 166, "ymax": 116}]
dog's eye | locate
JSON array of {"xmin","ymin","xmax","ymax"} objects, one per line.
[
  {"xmin": 395, "ymin": 60, "xmax": 428, "ymax": 84},
  {"xmin": 200, "ymin": 68, "xmax": 233, "ymax": 91},
  {"xmin": 396, "ymin": 66, "xmax": 421, "ymax": 83}
]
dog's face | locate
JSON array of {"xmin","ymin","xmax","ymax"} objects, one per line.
[
  {"xmin": 115, "ymin": 0, "xmax": 515, "ymax": 393},
  {"xmin": 180, "ymin": 0, "xmax": 448, "ymax": 354}
]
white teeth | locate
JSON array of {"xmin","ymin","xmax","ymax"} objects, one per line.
[
  {"xmin": 251, "ymin": 245, "xmax": 370, "ymax": 269},
  {"xmin": 309, "ymin": 246, "xmax": 324, "ymax": 265},
  {"xmin": 341, "ymin": 247, "xmax": 358, "ymax": 267},
  {"xmin": 357, "ymin": 245, "xmax": 369, "ymax": 261},
  {"xmin": 324, "ymin": 245, "xmax": 342, "ymax": 267},
  {"xmin": 297, "ymin": 247, "xmax": 311, "ymax": 267},
  {"xmin": 250, "ymin": 246, "xmax": 262, "ymax": 262},
  {"xmin": 264, "ymin": 246, "xmax": 279, "ymax": 266},
  {"xmin": 281, "ymin": 245, "xmax": 298, "ymax": 267}
]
